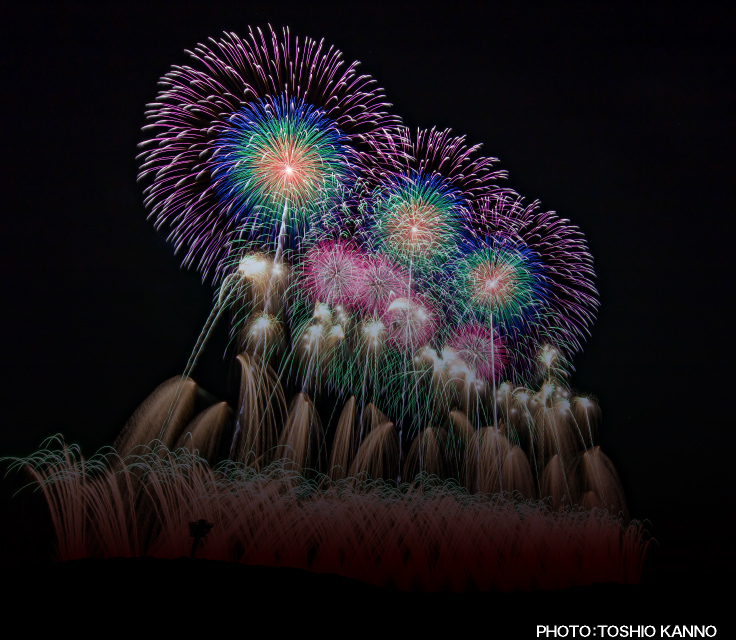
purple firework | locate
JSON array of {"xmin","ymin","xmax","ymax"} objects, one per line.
[
  {"xmin": 137, "ymin": 27, "xmax": 398, "ymax": 280},
  {"xmin": 358, "ymin": 126, "xmax": 509, "ymax": 203},
  {"xmin": 465, "ymin": 194, "xmax": 599, "ymax": 374}
]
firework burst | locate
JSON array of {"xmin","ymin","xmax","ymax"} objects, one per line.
[
  {"xmin": 447, "ymin": 322, "xmax": 507, "ymax": 383},
  {"xmin": 299, "ymin": 239, "xmax": 366, "ymax": 308},
  {"xmin": 455, "ymin": 234, "xmax": 547, "ymax": 330},
  {"xmin": 212, "ymin": 96, "xmax": 353, "ymax": 248},
  {"xmin": 137, "ymin": 27, "xmax": 397, "ymax": 280},
  {"xmin": 372, "ymin": 174, "xmax": 462, "ymax": 270},
  {"xmin": 465, "ymin": 195, "xmax": 599, "ymax": 370}
]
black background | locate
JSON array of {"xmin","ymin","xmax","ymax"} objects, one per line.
[{"xmin": 1, "ymin": 0, "xmax": 733, "ymax": 598}]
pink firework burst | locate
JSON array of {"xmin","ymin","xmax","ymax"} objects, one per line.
[
  {"xmin": 354, "ymin": 254, "xmax": 411, "ymax": 315},
  {"xmin": 447, "ymin": 323, "xmax": 507, "ymax": 382},
  {"xmin": 382, "ymin": 295, "xmax": 438, "ymax": 353},
  {"xmin": 302, "ymin": 240, "xmax": 366, "ymax": 308}
]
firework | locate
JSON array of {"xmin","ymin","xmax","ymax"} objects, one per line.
[
  {"xmin": 0, "ymin": 28, "xmax": 641, "ymax": 600},
  {"xmin": 348, "ymin": 314, "xmax": 394, "ymax": 401},
  {"xmin": 410, "ymin": 340, "xmax": 496, "ymax": 425},
  {"xmin": 372, "ymin": 174, "xmax": 462, "ymax": 270},
  {"xmin": 326, "ymin": 125, "xmax": 514, "ymax": 439},
  {"xmin": 447, "ymin": 322, "xmax": 507, "ymax": 383},
  {"xmin": 455, "ymin": 234, "xmax": 547, "ymax": 328},
  {"xmin": 359, "ymin": 126, "xmax": 509, "ymax": 281},
  {"xmin": 137, "ymin": 27, "xmax": 397, "ymax": 280},
  {"xmin": 466, "ymin": 195, "xmax": 599, "ymax": 365},
  {"xmin": 353, "ymin": 253, "xmax": 411, "ymax": 315},
  {"xmin": 211, "ymin": 96, "xmax": 353, "ymax": 249},
  {"xmin": 276, "ymin": 294, "xmax": 355, "ymax": 396},
  {"xmin": 299, "ymin": 239, "xmax": 366, "ymax": 309},
  {"xmin": 130, "ymin": 27, "xmax": 615, "ymax": 509}
]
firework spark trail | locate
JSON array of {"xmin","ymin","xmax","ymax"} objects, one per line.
[
  {"xmin": 511, "ymin": 388, "xmax": 544, "ymax": 483},
  {"xmin": 5, "ymin": 442, "xmax": 647, "ymax": 591},
  {"xmin": 158, "ymin": 276, "xmax": 240, "ymax": 440}
]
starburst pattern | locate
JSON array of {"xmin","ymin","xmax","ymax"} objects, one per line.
[
  {"xmin": 212, "ymin": 97, "xmax": 352, "ymax": 246},
  {"xmin": 137, "ymin": 27, "xmax": 397, "ymax": 280},
  {"xmin": 456, "ymin": 235, "xmax": 547, "ymax": 329}
]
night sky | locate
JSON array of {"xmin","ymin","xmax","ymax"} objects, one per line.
[{"xmin": 2, "ymin": 1, "xmax": 734, "ymax": 586}]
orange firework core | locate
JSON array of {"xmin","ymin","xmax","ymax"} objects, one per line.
[
  {"xmin": 253, "ymin": 137, "xmax": 323, "ymax": 204},
  {"xmin": 384, "ymin": 201, "xmax": 444, "ymax": 256},
  {"xmin": 469, "ymin": 261, "xmax": 518, "ymax": 309}
]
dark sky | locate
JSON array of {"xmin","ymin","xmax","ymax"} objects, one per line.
[{"xmin": 2, "ymin": 2, "xmax": 734, "ymax": 576}]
